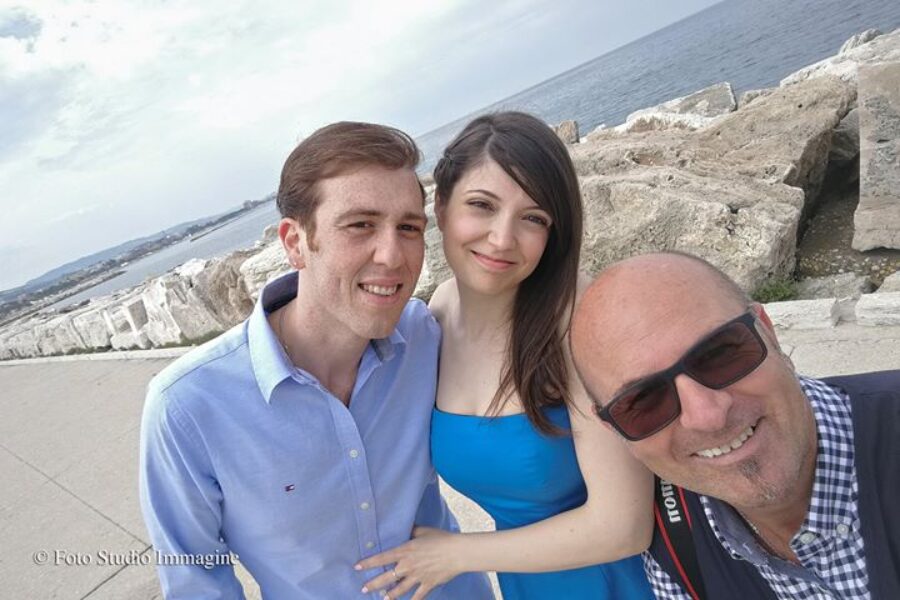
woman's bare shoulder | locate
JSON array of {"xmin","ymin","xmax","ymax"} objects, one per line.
[{"xmin": 428, "ymin": 278, "xmax": 457, "ymax": 323}]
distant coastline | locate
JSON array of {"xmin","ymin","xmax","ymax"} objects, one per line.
[
  {"xmin": 0, "ymin": 196, "xmax": 275, "ymax": 325},
  {"xmin": 3, "ymin": 0, "xmax": 899, "ymax": 330}
]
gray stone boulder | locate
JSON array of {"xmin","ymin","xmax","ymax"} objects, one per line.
[
  {"xmin": 577, "ymin": 169, "xmax": 803, "ymax": 290},
  {"xmin": 576, "ymin": 76, "xmax": 853, "ymax": 194},
  {"xmin": 616, "ymin": 82, "xmax": 736, "ymax": 133},
  {"xmin": 827, "ymin": 107, "xmax": 860, "ymax": 167},
  {"xmin": 425, "ymin": 200, "xmax": 438, "ymax": 231},
  {"xmin": 553, "ymin": 120, "xmax": 579, "ymax": 144},
  {"xmin": 34, "ymin": 315, "xmax": 87, "ymax": 356},
  {"xmin": 583, "ymin": 123, "xmax": 608, "ymax": 143},
  {"xmin": 0, "ymin": 323, "xmax": 39, "ymax": 359},
  {"xmin": 795, "ymin": 273, "xmax": 874, "ymax": 299},
  {"xmin": 853, "ymin": 62, "xmax": 900, "ymax": 251},
  {"xmin": 781, "ymin": 28, "xmax": 900, "ymax": 86},
  {"xmin": 259, "ymin": 224, "xmax": 279, "ymax": 245},
  {"xmin": 764, "ymin": 298, "xmax": 839, "ymax": 330},
  {"xmin": 693, "ymin": 76, "xmax": 853, "ymax": 216},
  {"xmin": 70, "ymin": 308, "xmax": 113, "ymax": 350},
  {"xmin": 140, "ymin": 261, "xmax": 227, "ymax": 345},
  {"xmin": 192, "ymin": 250, "xmax": 256, "ymax": 326},
  {"xmin": 738, "ymin": 88, "xmax": 775, "ymax": 108},
  {"xmin": 879, "ymin": 270, "xmax": 900, "ymax": 292},
  {"xmin": 240, "ymin": 241, "xmax": 291, "ymax": 300},
  {"xmin": 840, "ymin": 29, "xmax": 882, "ymax": 54},
  {"xmin": 573, "ymin": 75, "xmax": 853, "ymax": 233},
  {"xmin": 107, "ymin": 293, "xmax": 152, "ymax": 350},
  {"xmin": 856, "ymin": 292, "xmax": 900, "ymax": 326},
  {"xmin": 417, "ymin": 226, "xmax": 452, "ymax": 301}
]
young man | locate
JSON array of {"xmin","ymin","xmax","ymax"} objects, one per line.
[
  {"xmin": 570, "ymin": 252, "xmax": 900, "ymax": 600},
  {"xmin": 139, "ymin": 122, "xmax": 493, "ymax": 599}
]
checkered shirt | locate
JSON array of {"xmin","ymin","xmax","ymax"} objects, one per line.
[{"xmin": 642, "ymin": 377, "xmax": 870, "ymax": 599}]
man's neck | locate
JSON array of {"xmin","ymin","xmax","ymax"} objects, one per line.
[
  {"xmin": 272, "ymin": 297, "xmax": 368, "ymax": 406},
  {"xmin": 735, "ymin": 424, "xmax": 818, "ymax": 565},
  {"xmin": 737, "ymin": 502, "xmax": 808, "ymax": 564}
]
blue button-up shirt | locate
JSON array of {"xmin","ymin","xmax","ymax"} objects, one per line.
[{"xmin": 139, "ymin": 271, "xmax": 492, "ymax": 599}]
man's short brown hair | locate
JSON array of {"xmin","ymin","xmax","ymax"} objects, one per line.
[{"xmin": 276, "ymin": 121, "xmax": 422, "ymax": 243}]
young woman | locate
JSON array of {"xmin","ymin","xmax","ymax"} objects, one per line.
[{"xmin": 356, "ymin": 112, "xmax": 654, "ymax": 599}]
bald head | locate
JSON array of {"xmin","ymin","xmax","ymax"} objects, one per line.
[
  {"xmin": 571, "ymin": 252, "xmax": 751, "ymax": 404},
  {"xmin": 569, "ymin": 252, "xmax": 815, "ymax": 518}
]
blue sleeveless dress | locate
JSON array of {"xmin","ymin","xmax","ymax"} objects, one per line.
[{"xmin": 431, "ymin": 405, "xmax": 653, "ymax": 599}]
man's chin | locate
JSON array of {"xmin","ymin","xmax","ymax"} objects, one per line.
[
  {"xmin": 697, "ymin": 462, "xmax": 791, "ymax": 509},
  {"xmin": 357, "ymin": 312, "xmax": 406, "ymax": 340}
]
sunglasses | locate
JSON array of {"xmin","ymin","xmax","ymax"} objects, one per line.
[{"xmin": 594, "ymin": 311, "xmax": 768, "ymax": 441}]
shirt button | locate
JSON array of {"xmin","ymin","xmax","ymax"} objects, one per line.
[
  {"xmin": 360, "ymin": 502, "xmax": 370, "ymax": 510},
  {"xmin": 349, "ymin": 449, "xmax": 359, "ymax": 459},
  {"xmin": 366, "ymin": 541, "xmax": 375, "ymax": 549},
  {"xmin": 798, "ymin": 531, "xmax": 816, "ymax": 545},
  {"xmin": 836, "ymin": 523, "xmax": 851, "ymax": 536}
]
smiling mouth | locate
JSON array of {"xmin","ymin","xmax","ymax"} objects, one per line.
[
  {"xmin": 472, "ymin": 251, "xmax": 515, "ymax": 266},
  {"xmin": 360, "ymin": 283, "xmax": 401, "ymax": 296},
  {"xmin": 694, "ymin": 424, "xmax": 757, "ymax": 459}
]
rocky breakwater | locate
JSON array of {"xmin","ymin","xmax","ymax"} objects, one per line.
[
  {"xmin": 420, "ymin": 28, "xmax": 899, "ymax": 296},
  {"xmin": 0, "ymin": 228, "xmax": 291, "ymax": 360},
  {"xmin": 3, "ymin": 29, "xmax": 900, "ymax": 361}
]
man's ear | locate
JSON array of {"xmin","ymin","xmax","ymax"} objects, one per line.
[
  {"xmin": 278, "ymin": 218, "xmax": 305, "ymax": 269},
  {"xmin": 751, "ymin": 302, "xmax": 783, "ymax": 352}
]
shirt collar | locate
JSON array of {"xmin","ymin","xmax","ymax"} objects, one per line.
[{"xmin": 248, "ymin": 270, "xmax": 408, "ymax": 403}]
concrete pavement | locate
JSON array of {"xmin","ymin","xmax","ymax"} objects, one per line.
[{"xmin": 1, "ymin": 322, "xmax": 897, "ymax": 599}]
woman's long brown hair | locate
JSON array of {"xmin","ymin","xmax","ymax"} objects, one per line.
[{"xmin": 434, "ymin": 112, "xmax": 583, "ymax": 435}]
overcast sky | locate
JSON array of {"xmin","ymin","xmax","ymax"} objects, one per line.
[{"xmin": 0, "ymin": 0, "xmax": 720, "ymax": 291}]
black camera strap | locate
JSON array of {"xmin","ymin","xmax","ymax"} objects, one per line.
[{"xmin": 654, "ymin": 476, "xmax": 708, "ymax": 600}]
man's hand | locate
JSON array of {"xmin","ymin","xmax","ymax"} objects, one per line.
[{"xmin": 355, "ymin": 527, "xmax": 465, "ymax": 600}]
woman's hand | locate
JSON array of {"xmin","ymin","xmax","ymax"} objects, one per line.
[{"xmin": 355, "ymin": 527, "xmax": 465, "ymax": 600}]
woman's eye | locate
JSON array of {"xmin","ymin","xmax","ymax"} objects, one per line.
[
  {"xmin": 467, "ymin": 200, "xmax": 493, "ymax": 211},
  {"xmin": 524, "ymin": 214, "xmax": 550, "ymax": 227}
]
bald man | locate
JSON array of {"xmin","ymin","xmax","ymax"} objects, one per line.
[{"xmin": 570, "ymin": 252, "xmax": 900, "ymax": 600}]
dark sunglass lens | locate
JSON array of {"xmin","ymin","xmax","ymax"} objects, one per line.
[
  {"xmin": 684, "ymin": 321, "xmax": 765, "ymax": 388},
  {"xmin": 609, "ymin": 378, "xmax": 678, "ymax": 439}
]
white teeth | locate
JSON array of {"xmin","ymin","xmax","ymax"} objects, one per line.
[
  {"xmin": 361, "ymin": 284, "xmax": 399, "ymax": 296},
  {"xmin": 695, "ymin": 426, "xmax": 755, "ymax": 459}
]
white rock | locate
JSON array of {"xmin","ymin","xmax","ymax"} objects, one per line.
[
  {"xmin": 795, "ymin": 273, "xmax": 873, "ymax": 299},
  {"xmin": 577, "ymin": 170, "xmax": 802, "ymax": 291},
  {"xmin": 738, "ymin": 88, "xmax": 775, "ymax": 108},
  {"xmin": 261, "ymin": 223, "xmax": 279, "ymax": 244},
  {"xmin": 417, "ymin": 226, "xmax": 453, "ymax": 301},
  {"xmin": 827, "ymin": 108, "xmax": 859, "ymax": 167},
  {"xmin": 852, "ymin": 62, "xmax": 900, "ymax": 251},
  {"xmin": 616, "ymin": 82, "xmax": 736, "ymax": 133},
  {"xmin": 781, "ymin": 28, "xmax": 900, "ymax": 86},
  {"xmin": 553, "ymin": 120, "xmax": 579, "ymax": 144},
  {"xmin": 764, "ymin": 298, "xmax": 840, "ymax": 329},
  {"xmin": 839, "ymin": 29, "xmax": 882, "ymax": 54},
  {"xmin": 879, "ymin": 270, "xmax": 900, "ymax": 292},
  {"xmin": 70, "ymin": 308, "xmax": 113, "ymax": 350},
  {"xmin": 856, "ymin": 291, "xmax": 900, "ymax": 326},
  {"xmin": 240, "ymin": 241, "xmax": 291, "ymax": 300}
]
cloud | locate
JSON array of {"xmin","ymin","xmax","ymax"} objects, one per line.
[
  {"xmin": 0, "ymin": 5, "xmax": 41, "ymax": 44},
  {"xmin": 1, "ymin": 0, "xmax": 723, "ymax": 291}
]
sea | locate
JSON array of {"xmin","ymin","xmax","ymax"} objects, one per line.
[{"xmin": 53, "ymin": 0, "xmax": 900, "ymax": 310}]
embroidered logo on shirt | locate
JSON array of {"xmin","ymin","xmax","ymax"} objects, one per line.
[{"xmin": 284, "ymin": 484, "xmax": 296, "ymax": 492}]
